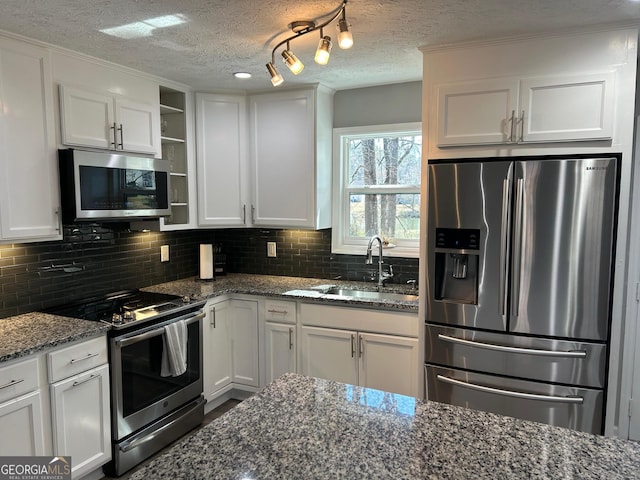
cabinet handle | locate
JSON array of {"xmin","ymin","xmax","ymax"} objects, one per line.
[
  {"xmin": 359, "ymin": 335, "xmax": 364, "ymax": 358},
  {"xmin": 289, "ymin": 328, "xmax": 293, "ymax": 350},
  {"xmin": 117, "ymin": 123, "xmax": 124, "ymax": 149},
  {"xmin": 72, "ymin": 373, "xmax": 100, "ymax": 388},
  {"xmin": 210, "ymin": 306, "xmax": 216, "ymax": 328},
  {"xmin": 70, "ymin": 352, "xmax": 100, "ymax": 364},
  {"xmin": 350, "ymin": 334, "xmax": 355, "ymax": 358},
  {"xmin": 0, "ymin": 378, "xmax": 24, "ymax": 390},
  {"xmin": 267, "ymin": 309, "xmax": 288, "ymax": 315},
  {"xmin": 251, "ymin": 204, "xmax": 256, "ymax": 224},
  {"xmin": 518, "ymin": 110, "xmax": 525, "ymax": 142},
  {"xmin": 242, "ymin": 204, "xmax": 246, "ymax": 225},
  {"xmin": 508, "ymin": 110, "xmax": 516, "ymax": 143},
  {"xmin": 55, "ymin": 208, "xmax": 62, "ymax": 232},
  {"xmin": 110, "ymin": 122, "xmax": 117, "ymax": 148}
]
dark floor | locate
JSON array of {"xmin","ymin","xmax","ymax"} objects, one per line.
[{"xmin": 100, "ymin": 399, "xmax": 241, "ymax": 479}]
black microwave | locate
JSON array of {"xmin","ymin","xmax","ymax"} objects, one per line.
[{"xmin": 58, "ymin": 149, "xmax": 171, "ymax": 222}]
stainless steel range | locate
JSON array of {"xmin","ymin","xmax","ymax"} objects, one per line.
[{"xmin": 49, "ymin": 290, "xmax": 206, "ymax": 476}]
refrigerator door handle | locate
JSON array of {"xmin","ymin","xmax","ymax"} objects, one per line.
[
  {"xmin": 436, "ymin": 375, "xmax": 584, "ymax": 404},
  {"xmin": 511, "ymin": 178, "xmax": 525, "ymax": 318},
  {"xmin": 437, "ymin": 334, "xmax": 587, "ymax": 358},
  {"xmin": 499, "ymin": 178, "xmax": 511, "ymax": 320}
]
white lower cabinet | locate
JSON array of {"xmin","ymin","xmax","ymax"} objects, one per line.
[
  {"xmin": 264, "ymin": 322, "xmax": 297, "ymax": 384},
  {"xmin": 0, "ymin": 390, "xmax": 45, "ymax": 456},
  {"xmin": 203, "ymin": 298, "xmax": 259, "ymax": 402},
  {"xmin": 299, "ymin": 304, "xmax": 419, "ymax": 397},
  {"xmin": 50, "ymin": 364, "xmax": 110, "ymax": 478}
]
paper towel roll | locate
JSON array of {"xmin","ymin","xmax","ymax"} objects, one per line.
[{"xmin": 199, "ymin": 244, "xmax": 214, "ymax": 280}]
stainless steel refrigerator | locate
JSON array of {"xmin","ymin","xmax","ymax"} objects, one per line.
[{"xmin": 425, "ymin": 155, "xmax": 618, "ymax": 434}]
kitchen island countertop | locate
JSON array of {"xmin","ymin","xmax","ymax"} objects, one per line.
[{"xmin": 128, "ymin": 373, "xmax": 640, "ymax": 479}]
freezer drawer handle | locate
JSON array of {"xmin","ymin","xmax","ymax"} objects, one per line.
[
  {"xmin": 436, "ymin": 375, "xmax": 584, "ymax": 404},
  {"xmin": 438, "ymin": 334, "xmax": 587, "ymax": 358}
]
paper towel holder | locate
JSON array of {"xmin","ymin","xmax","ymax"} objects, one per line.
[{"xmin": 199, "ymin": 244, "xmax": 216, "ymax": 281}]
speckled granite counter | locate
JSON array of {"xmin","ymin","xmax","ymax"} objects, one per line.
[
  {"xmin": 142, "ymin": 273, "xmax": 419, "ymax": 312},
  {"xmin": 0, "ymin": 312, "xmax": 109, "ymax": 363},
  {"xmin": 129, "ymin": 373, "xmax": 640, "ymax": 479}
]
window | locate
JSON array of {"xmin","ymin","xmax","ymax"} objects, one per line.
[{"xmin": 332, "ymin": 123, "xmax": 422, "ymax": 257}]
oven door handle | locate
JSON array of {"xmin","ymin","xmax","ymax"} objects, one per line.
[
  {"xmin": 115, "ymin": 312, "xmax": 205, "ymax": 348},
  {"xmin": 119, "ymin": 398, "xmax": 204, "ymax": 453}
]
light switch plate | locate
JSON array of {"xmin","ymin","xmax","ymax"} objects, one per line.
[
  {"xmin": 161, "ymin": 245, "xmax": 170, "ymax": 262},
  {"xmin": 267, "ymin": 242, "xmax": 277, "ymax": 257}
]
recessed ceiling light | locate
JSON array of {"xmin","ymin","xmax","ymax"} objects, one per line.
[{"xmin": 233, "ymin": 72, "xmax": 252, "ymax": 79}]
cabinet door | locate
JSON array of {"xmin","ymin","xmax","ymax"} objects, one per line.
[
  {"xmin": 50, "ymin": 364, "xmax": 111, "ymax": 478},
  {"xmin": 203, "ymin": 300, "xmax": 233, "ymax": 399},
  {"xmin": 358, "ymin": 333, "xmax": 419, "ymax": 397},
  {"xmin": 59, "ymin": 85, "xmax": 114, "ymax": 149},
  {"xmin": 231, "ymin": 299, "xmax": 259, "ymax": 387},
  {"xmin": 196, "ymin": 93, "xmax": 248, "ymax": 227},
  {"xmin": 519, "ymin": 72, "xmax": 614, "ymax": 142},
  {"xmin": 436, "ymin": 78, "xmax": 518, "ymax": 146},
  {"xmin": 264, "ymin": 322, "xmax": 296, "ymax": 384},
  {"xmin": 249, "ymin": 89, "xmax": 316, "ymax": 227},
  {"xmin": 115, "ymin": 97, "xmax": 160, "ymax": 155},
  {"xmin": 0, "ymin": 38, "xmax": 60, "ymax": 241},
  {"xmin": 300, "ymin": 326, "xmax": 357, "ymax": 385},
  {"xmin": 0, "ymin": 391, "xmax": 45, "ymax": 455}
]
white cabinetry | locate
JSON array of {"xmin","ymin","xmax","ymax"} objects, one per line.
[
  {"xmin": 249, "ymin": 87, "xmax": 332, "ymax": 228},
  {"xmin": 0, "ymin": 36, "xmax": 60, "ymax": 242},
  {"xmin": 0, "ymin": 357, "xmax": 46, "ymax": 455},
  {"xmin": 48, "ymin": 336, "xmax": 111, "ymax": 479},
  {"xmin": 60, "ymin": 84, "xmax": 160, "ymax": 155},
  {"xmin": 203, "ymin": 298, "xmax": 259, "ymax": 403},
  {"xmin": 263, "ymin": 300, "xmax": 297, "ymax": 384},
  {"xmin": 436, "ymin": 72, "xmax": 614, "ymax": 146},
  {"xmin": 299, "ymin": 304, "xmax": 419, "ymax": 397},
  {"xmin": 195, "ymin": 93, "xmax": 249, "ymax": 227}
]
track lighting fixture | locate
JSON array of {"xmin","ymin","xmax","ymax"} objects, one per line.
[{"xmin": 266, "ymin": 0, "xmax": 353, "ymax": 86}]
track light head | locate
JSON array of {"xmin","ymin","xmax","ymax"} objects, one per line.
[
  {"xmin": 266, "ymin": 62, "xmax": 284, "ymax": 86},
  {"xmin": 282, "ymin": 49, "xmax": 304, "ymax": 74},
  {"xmin": 315, "ymin": 36, "xmax": 332, "ymax": 65}
]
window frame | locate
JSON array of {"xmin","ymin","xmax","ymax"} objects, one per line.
[{"xmin": 331, "ymin": 122, "xmax": 422, "ymax": 258}]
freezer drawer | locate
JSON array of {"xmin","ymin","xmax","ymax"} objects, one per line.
[
  {"xmin": 426, "ymin": 324, "xmax": 606, "ymax": 388},
  {"xmin": 425, "ymin": 365, "xmax": 604, "ymax": 434}
]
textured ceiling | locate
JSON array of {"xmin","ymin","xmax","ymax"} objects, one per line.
[{"xmin": 0, "ymin": 0, "xmax": 639, "ymax": 92}]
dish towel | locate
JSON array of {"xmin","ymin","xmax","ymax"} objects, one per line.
[{"xmin": 161, "ymin": 320, "xmax": 187, "ymax": 377}]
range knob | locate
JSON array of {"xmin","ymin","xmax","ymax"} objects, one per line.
[
  {"xmin": 123, "ymin": 311, "xmax": 135, "ymax": 322},
  {"xmin": 111, "ymin": 313, "xmax": 124, "ymax": 325}
]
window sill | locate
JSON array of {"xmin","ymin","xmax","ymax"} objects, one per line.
[{"xmin": 332, "ymin": 244, "xmax": 419, "ymax": 259}]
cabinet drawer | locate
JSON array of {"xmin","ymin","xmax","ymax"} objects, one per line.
[
  {"xmin": 0, "ymin": 357, "xmax": 39, "ymax": 404},
  {"xmin": 48, "ymin": 336, "xmax": 108, "ymax": 383},
  {"xmin": 264, "ymin": 300, "xmax": 296, "ymax": 324}
]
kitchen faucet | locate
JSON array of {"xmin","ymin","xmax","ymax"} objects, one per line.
[{"xmin": 365, "ymin": 235, "xmax": 394, "ymax": 289}]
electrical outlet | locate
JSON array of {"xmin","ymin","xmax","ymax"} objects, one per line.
[
  {"xmin": 161, "ymin": 245, "xmax": 170, "ymax": 262},
  {"xmin": 267, "ymin": 242, "xmax": 277, "ymax": 257}
]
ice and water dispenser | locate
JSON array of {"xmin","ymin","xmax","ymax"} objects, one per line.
[{"xmin": 434, "ymin": 228, "xmax": 480, "ymax": 304}]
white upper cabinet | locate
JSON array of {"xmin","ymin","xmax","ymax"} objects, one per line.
[
  {"xmin": 424, "ymin": 28, "xmax": 636, "ymax": 157},
  {"xmin": 0, "ymin": 36, "xmax": 61, "ymax": 242},
  {"xmin": 196, "ymin": 93, "xmax": 249, "ymax": 227},
  {"xmin": 249, "ymin": 86, "xmax": 332, "ymax": 229},
  {"xmin": 60, "ymin": 84, "xmax": 160, "ymax": 155},
  {"xmin": 436, "ymin": 72, "xmax": 614, "ymax": 146}
]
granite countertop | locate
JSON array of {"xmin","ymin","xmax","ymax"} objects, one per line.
[
  {"xmin": 0, "ymin": 312, "xmax": 109, "ymax": 363},
  {"xmin": 0, "ymin": 274, "xmax": 417, "ymax": 364},
  {"xmin": 142, "ymin": 273, "xmax": 419, "ymax": 312},
  {"xmin": 129, "ymin": 373, "xmax": 640, "ymax": 480}
]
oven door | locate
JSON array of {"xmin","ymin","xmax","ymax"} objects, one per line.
[{"xmin": 110, "ymin": 310, "xmax": 204, "ymax": 440}]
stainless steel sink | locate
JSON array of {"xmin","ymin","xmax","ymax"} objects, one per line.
[{"xmin": 325, "ymin": 287, "xmax": 418, "ymax": 302}]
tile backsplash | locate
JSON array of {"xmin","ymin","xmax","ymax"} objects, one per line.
[{"xmin": 0, "ymin": 225, "xmax": 419, "ymax": 319}]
